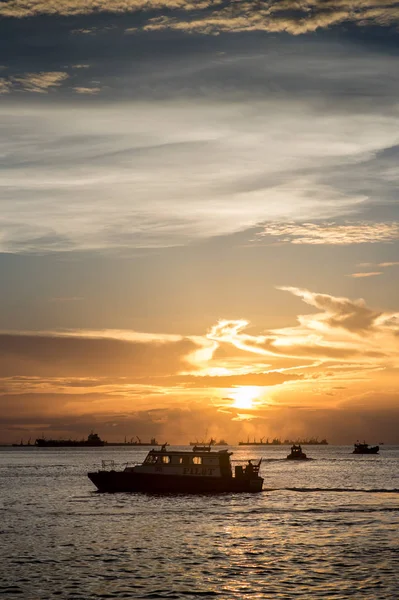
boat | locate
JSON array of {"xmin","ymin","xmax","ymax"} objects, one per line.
[
  {"xmin": 239, "ymin": 437, "xmax": 328, "ymax": 446},
  {"xmin": 118, "ymin": 437, "xmax": 161, "ymax": 446},
  {"xmin": 286, "ymin": 444, "xmax": 308, "ymax": 460},
  {"xmin": 353, "ymin": 442, "xmax": 379, "ymax": 454},
  {"xmin": 192, "ymin": 444, "xmax": 212, "ymax": 452},
  {"xmin": 189, "ymin": 438, "xmax": 216, "ymax": 446},
  {"xmin": 35, "ymin": 432, "xmax": 105, "ymax": 447},
  {"xmin": 239, "ymin": 437, "xmax": 275, "ymax": 446},
  {"xmin": 88, "ymin": 445, "xmax": 264, "ymax": 493}
]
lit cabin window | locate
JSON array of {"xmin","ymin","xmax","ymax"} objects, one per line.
[
  {"xmin": 162, "ymin": 455, "xmax": 170, "ymax": 464},
  {"xmin": 179, "ymin": 456, "xmax": 189, "ymax": 465},
  {"xmin": 192, "ymin": 456, "xmax": 202, "ymax": 465}
]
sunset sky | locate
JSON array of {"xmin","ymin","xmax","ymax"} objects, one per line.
[{"xmin": 1, "ymin": 0, "xmax": 399, "ymax": 444}]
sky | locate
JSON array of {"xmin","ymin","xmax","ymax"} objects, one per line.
[{"xmin": 1, "ymin": 0, "xmax": 399, "ymax": 445}]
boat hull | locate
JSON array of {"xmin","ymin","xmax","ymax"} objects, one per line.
[
  {"xmin": 286, "ymin": 455, "xmax": 308, "ymax": 460},
  {"xmin": 353, "ymin": 447, "xmax": 379, "ymax": 454},
  {"xmin": 88, "ymin": 471, "xmax": 263, "ymax": 493}
]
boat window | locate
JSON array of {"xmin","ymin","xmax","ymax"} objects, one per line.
[
  {"xmin": 144, "ymin": 455, "xmax": 157, "ymax": 464},
  {"xmin": 162, "ymin": 455, "xmax": 170, "ymax": 464},
  {"xmin": 192, "ymin": 456, "xmax": 202, "ymax": 465},
  {"xmin": 179, "ymin": 456, "xmax": 189, "ymax": 465}
]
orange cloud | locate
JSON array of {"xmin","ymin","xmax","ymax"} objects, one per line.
[{"xmin": 347, "ymin": 272, "xmax": 382, "ymax": 278}]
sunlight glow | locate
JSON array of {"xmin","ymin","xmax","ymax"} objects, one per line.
[{"xmin": 229, "ymin": 386, "xmax": 261, "ymax": 409}]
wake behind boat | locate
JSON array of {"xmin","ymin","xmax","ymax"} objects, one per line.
[
  {"xmin": 88, "ymin": 445, "xmax": 263, "ymax": 493},
  {"xmin": 353, "ymin": 442, "xmax": 379, "ymax": 454}
]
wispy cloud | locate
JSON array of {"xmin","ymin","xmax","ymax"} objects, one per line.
[
  {"xmin": 0, "ymin": 78, "xmax": 11, "ymax": 94},
  {"xmin": 358, "ymin": 261, "xmax": 399, "ymax": 268},
  {"xmin": 1, "ymin": 91, "xmax": 399, "ymax": 253},
  {"xmin": 73, "ymin": 86, "xmax": 101, "ymax": 94},
  {"xmin": 10, "ymin": 71, "xmax": 69, "ymax": 93},
  {"xmin": 257, "ymin": 221, "xmax": 399, "ymax": 245},
  {"xmin": 347, "ymin": 272, "xmax": 382, "ymax": 278}
]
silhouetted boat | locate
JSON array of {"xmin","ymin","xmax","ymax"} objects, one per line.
[
  {"xmin": 353, "ymin": 442, "xmax": 379, "ymax": 454},
  {"xmin": 88, "ymin": 446, "xmax": 263, "ymax": 493},
  {"xmin": 192, "ymin": 444, "xmax": 212, "ymax": 452},
  {"xmin": 189, "ymin": 438, "xmax": 216, "ymax": 446},
  {"xmin": 239, "ymin": 437, "xmax": 277, "ymax": 446},
  {"xmin": 119, "ymin": 437, "xmax": 161, "ymax": 446},
  {"xmin": 239, "ymin": 437, "xmax": 328, "ymax": 445},
  {"xmin": 35, "ymin": 432, "xmax": 105, "ymax": 447},
  {"xmin": 286, "ymin": 444, "xmax": 308, "ymax": 460}
]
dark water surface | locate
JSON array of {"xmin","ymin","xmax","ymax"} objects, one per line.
[{"xmin": 1, "ymin": 445, "xmax": 398, "ymax": 599}]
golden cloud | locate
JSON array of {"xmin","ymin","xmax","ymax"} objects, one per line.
[
  {"xmin": 73, "ymin": 86, "xmax": 101, "ymax": 94},
  {"xmin": 11, "ymin": 71, "xmax": 69, "ymax": 93},
  {"xmin": 347, "ymin": 272, "xmax": 382, "ymax": 278},
  {"xmin": 257, "ymin": 221, "xmax": 399, "ymax": 245},
  {"xmin": 1, "ymin": 0, "xmax": 399, "ymax": 36}
]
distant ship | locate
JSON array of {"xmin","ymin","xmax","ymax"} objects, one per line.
[
  {"xmin": 118, "ymin": 437, "xmax": 161, "ymax": 447},
  {"xmin": 190, "ymin": 438, "xmax": 216, "ymax": 446},
  {"xmin": 239, "ymin": 437, "xmax": 328, "ymax": 446},
  {"xmin": 35, "ymin": 432, "xmax": 105, "ymax": 447}
]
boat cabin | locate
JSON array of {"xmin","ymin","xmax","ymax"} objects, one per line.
[{"xmin": 120, "ymin": 446, "xmax": 260, "ymax": 480}]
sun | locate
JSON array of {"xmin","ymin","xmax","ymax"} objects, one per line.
[{"xmin": 229, "ymin": 386, "xmax": 260, "ymax": 409}]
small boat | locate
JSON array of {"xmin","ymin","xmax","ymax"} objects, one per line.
[
  {"xmin": 286, "ymin": 444, "xmax": 308, "ymax": 460},
  {"xmin": 192, "ymin": 444, "xmax": 212, "ymax": 452},
  {"xmin": 353, "ymin": 442, "xmax": 379, "ymax": 454},
  {"xmin": 88, "ymin": 445, "xmax": 263, "ymax": 493}
]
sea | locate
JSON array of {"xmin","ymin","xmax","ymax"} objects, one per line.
[{"xmin": 1, "ymin": 445, "xmax": 398, "ymax": 600}]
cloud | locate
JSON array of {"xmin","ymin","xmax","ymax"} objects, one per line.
[
  {"xmin": 0, "ymin": 72, "xmax": 69, "ymax": 95},
  {"xmin": 279, "ymin": 287, "xmax": 383, "ymax": 334},
  {"xmin": 0, "ymin": 78, "xmax": 11, "ymax": 94},
  {"xmin": 347, "ymin": 272, "xmax": 382, "ymax": 278},
  {"xmin": 1, "ymin": 92, "xmax": 399, "ymax": 253},
  {"xmin": 257, "ymin": 221, "xmax": 399, "ymax": 245},
  {"xmin": 0, "ymin": 289, "xmax": 398, "ymax": 443},
  {"xmin": 0, "ymin": 331, "xmax": 198, "ymax": 378},
  {"xmin": 73, "ymin": 86, "xmax": 101, "ymax": 94},
  {"xmin": 1, "ymin": 1, "xmax": 399, "ymax": 37},
  {"xmin": 358, "ymin": 261, "xmax": 399, "ymax": 268},
  {"xmin": 10, "ymin": 71, "xmax": 69, "ymax": 93}
]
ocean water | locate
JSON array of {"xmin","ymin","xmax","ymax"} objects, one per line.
[{"xmin": 1, "ymin": 445, "xmax": 398, "ymax": 599}]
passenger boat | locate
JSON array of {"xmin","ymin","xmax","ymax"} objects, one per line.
[
  {"xmin": 88, "ymin": 445, "xmax": 264, "ymax": 493},
  {"xmin": 286, "ymin": 444, "xmax": 308, "ymax": 460},
  {"xmin": 353, "ymin": 442, "xmax": 379, "ymax": 454}
]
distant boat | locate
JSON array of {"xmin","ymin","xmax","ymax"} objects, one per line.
[
  {"xmin": 35, "ymin": 432, "xmax": 105, "ymax": 447},
  {"xmin": 192, "ymin": 444, "xmax": 212, "ymax": 452},
  {"xmin": 353, "ymin": 442, "xmax": 379, "ymax": 455},
  {"xmin": 189, "ymin": 438, "xmax": 216, "ymax": 446},
  {"xmin": 121, "ymin": 437, "xmax": 161, "ymax": 446},
  {"xmin": 239, "ymin": 437, "xmax": 277, "ymax": 446},
  {"xmin": 286, "ymin": 444, "xmax": 308, "ymax": 460},
  {"xmin": 239, "ymin": 437, "xmax": 328, "ymax": 446}
]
